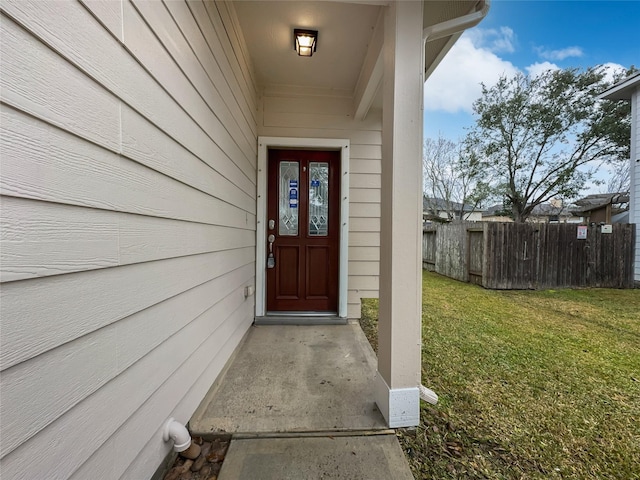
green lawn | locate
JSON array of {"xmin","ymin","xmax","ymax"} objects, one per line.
[{"xmin": 360, "ymin": 271, "xmax": 640, "ymax": 479}]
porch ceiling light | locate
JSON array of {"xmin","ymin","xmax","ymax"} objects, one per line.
[{"xmin": 294, "ymin": 29, "xmax": 317, "ymax": 57}]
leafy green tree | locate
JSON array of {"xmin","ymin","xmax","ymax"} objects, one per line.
[{"xmin": 467, "ymin": 67, "xmax": 631, "ymax": 222}]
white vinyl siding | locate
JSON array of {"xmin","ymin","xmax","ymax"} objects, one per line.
[
  {"xmin": 632, "ymin": 88, "xmax": 640, "ymax": 281},
  {"xmin": 259, "ymin": 95, "xmax": 382, "ymax": 318},
  {"xmin": 0, "ymin": 1, "xmax": 257, "ymax": 479}
]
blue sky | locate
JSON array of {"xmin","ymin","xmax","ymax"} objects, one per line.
[{"xmin": 424, "ymin": 0, "xmax": 640, "ymax": 141}]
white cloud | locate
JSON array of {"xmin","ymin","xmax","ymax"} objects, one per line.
[
  {"xmin": 423, "ymin": 30, "xmax": 624, "ymax": 115},
  {"xmin": 536, "ymin": 46, "xmax": 584, "ymax": 61},
  {"xmin": 525, "ymin": 61, "xmax": 560, "ymax": 77},
  {"xmin": 424, "ymin": 34, "xmax": 519, "ymax": 113},
  {"xmin": 466, "ymin": 27, "xmax": 516, "ymax": 54},
  {"xmin": 597, "ymin": 62, "xmax": 627, "ymax": 84}
]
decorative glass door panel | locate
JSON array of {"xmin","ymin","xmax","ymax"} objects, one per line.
[
  {"xmin": 308, "ymin": 162, "xmax": 329, "ymax": 237},
  {"xmin": 266, "ymin": 150, "xmax": 340, "ymax": 312},
  {"xmin": 278, "ymin": 161, "xmax": 299, "ymax": 236}
]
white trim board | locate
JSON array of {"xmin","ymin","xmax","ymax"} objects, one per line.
[{"xmin": 255, "ymin": 137, "xmax": 350, "ymax": 318}]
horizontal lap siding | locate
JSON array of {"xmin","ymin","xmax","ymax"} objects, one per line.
[
  {"xmin": 347, "ymin": 139, "xmax": 380, "ymax": 313},
  {"xmin": 633, "ymin": 91, "xmax": 640, "ymax": 282},
  {"xmin": 0, "ymin": 1, "xmax": 257, "ymax": 479},
  {"xmin": 260, "ymin": 97, "xmax": 381, "ymax": 318}
]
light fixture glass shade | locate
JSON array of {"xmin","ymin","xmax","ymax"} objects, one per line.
[
  {"xmin": 297, "ymin": 35, "xmax": 315, "ymax": 48},
  {"xmin": 294, "ymin": 29, "xmax": 317, "ymax": 57}
]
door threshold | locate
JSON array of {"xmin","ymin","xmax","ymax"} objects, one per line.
[
  {"xmin": 255, "ymin": 314, "xmax": 347, "ymax": 326},
  {"xmin": 266, "ymin": 311, "xmax": 338, "ymax": 317}
]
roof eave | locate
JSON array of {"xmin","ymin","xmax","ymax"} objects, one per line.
[
  {"xmin": 423, "ymin": 0, "xmax": 490, "ymax": 82},
  {"xmin": 599, "ymin": 72, "xmax": 640, "ymax": 101}
]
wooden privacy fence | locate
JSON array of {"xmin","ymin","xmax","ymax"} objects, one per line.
[{"xmin": 423, "ymin": 222, "xmax": 635, "ymax": 289}]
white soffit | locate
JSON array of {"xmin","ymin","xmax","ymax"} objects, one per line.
[
  {"xmin": 233, "ymin": 0, "xmax": 485, "ymax": 107},
  {"xmin": 423, "ymin": 0, "xmax": 482, "ymax": 78},
  {"xmin": 234, "ymin": 1, "xmax": 382, "ymax": 93}
]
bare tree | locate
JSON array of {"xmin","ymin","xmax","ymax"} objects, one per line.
[
  {"xmin": 423, "ymin": 135, "xmax": 488, "ymax": 222},
  {"xmin": 606, "ymin": 161, "xmax": 630, "ymax": 193}
]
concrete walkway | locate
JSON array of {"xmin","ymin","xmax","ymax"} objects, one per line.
[
  {"xmin": 190, "ymin": 324, "xmax": 415, "ymax": 479},
  {"xmin": 218, "ymin": 435, "xmax": 414, "ymax": 480}
]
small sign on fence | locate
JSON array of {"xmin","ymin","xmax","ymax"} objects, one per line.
[{"xmin": 577, "ymin": 225, "xmax": 588, "ymax": 240}]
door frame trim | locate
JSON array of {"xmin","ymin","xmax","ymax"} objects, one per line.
[{"xmin": 256, "ymin": 137, "xmax": 350, "ymax": 318}]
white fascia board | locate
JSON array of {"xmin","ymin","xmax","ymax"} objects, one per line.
[{"xmin": 599, "ymin": 72, "xmax": 640, "ymax": 101}]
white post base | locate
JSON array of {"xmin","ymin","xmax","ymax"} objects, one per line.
[{"xmin": 374, "ymin": 371, "xmax": 420, "ymax": 428}]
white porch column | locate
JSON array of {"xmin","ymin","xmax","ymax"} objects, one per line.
[{"xmin": 375, "ymin": 0, "xmax": 424, "ymax": 428}]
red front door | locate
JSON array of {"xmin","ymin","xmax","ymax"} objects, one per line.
[{"xmin": 266, "ymin": 149, "xmax": 340, "ymax": 312}]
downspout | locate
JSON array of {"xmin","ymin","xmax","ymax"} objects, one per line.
[{"xmin": 418, "ymin": 0, "xmax": 490, "ymax": 406}]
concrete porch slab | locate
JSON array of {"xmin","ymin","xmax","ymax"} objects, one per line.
[
  {"xmin": 218, "ymin": 434, "xmax": 415, "ymax": 480},
  {"xmin": 190, "ymin": 324, "xmax": 387, "ymax": 435}
]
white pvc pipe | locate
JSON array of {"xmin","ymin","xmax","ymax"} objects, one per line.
[
  {"xmin": 162, "ymin": 418, "xmax": 192, "ymax": 453},
  {"xmin": 423, "ymin": 0, "xmax": 490, "ymax": 42},
  {"xmin": 419, "ymin": 384, "xmax": 439, "ymax": 405}
]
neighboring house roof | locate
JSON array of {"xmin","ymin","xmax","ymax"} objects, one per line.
[
  {"xmin": 572, "ymin": 192, "xmax": 630, "ymax": 214},
  {"xmin": 482, "ymin": 204, "xmax": 508, "ymax": 217},
  {"xmin": 482, "ymin": 203, "xmax": 579, "ymax": 218},
  {"xmin": 599, "ymin": 72, "xmax": 640, "ymax": 101},
  {"xmin": 529, "ymin": 203, "xmax": 575, "ymax": 217},
  {"xmin": 423, "ymin": 196, "xmax": 482, "ymax": 213}
]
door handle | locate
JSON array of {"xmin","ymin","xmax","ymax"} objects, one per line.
[{"xmin": 267, "ymin": 234, "xmax": 276, "ymax": 268}]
